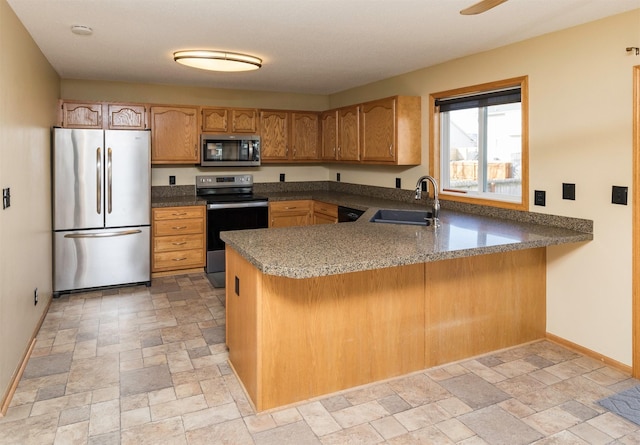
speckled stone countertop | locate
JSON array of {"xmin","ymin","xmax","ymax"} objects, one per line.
[
  {"xmin": 151, "ymin": 196, "xmax": 207, "ymax": 208},
  {"xmin": 221, "ymin": 199, "xmax": 593, "ymax": 279}
]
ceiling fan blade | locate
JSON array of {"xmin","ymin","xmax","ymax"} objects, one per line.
[{"xmin": 460, "ymin": 0, "xmax": 508, "ymax": 15}]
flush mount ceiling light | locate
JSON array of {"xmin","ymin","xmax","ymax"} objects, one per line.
[{"xmin": 173, "ymin": 50, "xmax": 262, "ymax": 72}]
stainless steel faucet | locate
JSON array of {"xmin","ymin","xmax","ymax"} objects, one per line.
[{"xmin": 415, "ymin": 175, "xmax": 440, "ymax": 226}]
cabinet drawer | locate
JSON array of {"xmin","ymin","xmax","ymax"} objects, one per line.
[
  {"xmin": 153, "ymin": 206, "xmax": 205, "ymax": 221},
  {"xmin": 269, "ymin": 200, "xmax": 312, "ymax": 214},
  {"xmin": 313, "ymin": 201, "xmax": 338, "ymax": 218},
  {"xmin": 153, "ymin": 248, "xmax": 205, "ymax": 271},
  {"xmin": 153, "ymin": 218, "xmax": 204, "ymax": 236},
  {"xmin": 153, "ymin": 234, "xmax": 204, "ymax": 253}
]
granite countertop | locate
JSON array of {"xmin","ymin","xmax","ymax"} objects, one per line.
[
  {"xmin": 151, "ymin": 196, "xmax": 207, "ymax": 208},
  {"xmin": 221, "ymin": 202, "xmax": 593, "ymax": 279}
]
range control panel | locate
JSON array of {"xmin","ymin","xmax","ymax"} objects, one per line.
[{"xmin": 196, "ymin": 174, "xmax": 253, "ymax": 189}]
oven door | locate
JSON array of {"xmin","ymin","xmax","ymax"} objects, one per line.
[{"xmin": 206, "ymin": 202, "xmax": 268, "ymax": 274}]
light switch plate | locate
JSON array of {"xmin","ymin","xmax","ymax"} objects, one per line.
[{"xmin": 534, "ymin": 190, "xmax": 546, "ymax": 206}]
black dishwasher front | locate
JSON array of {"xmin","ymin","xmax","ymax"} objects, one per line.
[{"xmin": 337, "ymin": 206, "xmax": 364, "ymax": 223}]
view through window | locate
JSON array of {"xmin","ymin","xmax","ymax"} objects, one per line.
[{"xmin": 434, "ymin": 79, "xmax": 527, "ymax": 207}]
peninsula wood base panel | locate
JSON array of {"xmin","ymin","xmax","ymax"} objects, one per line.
[
  {"xmin": 424, "ymin": 248, "xmax": 547, "ymax": 367},
  {"xmin": 225, "ymin": 246, "xmax": 547, "ymax": 411}
]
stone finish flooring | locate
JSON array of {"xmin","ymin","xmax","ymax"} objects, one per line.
[{"xmin": 2, "ymin": 273, "xmax": 640, "ymax": 444}]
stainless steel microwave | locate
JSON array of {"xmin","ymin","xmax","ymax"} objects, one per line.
[{"xmin": 200, "ymin": 134, "xmax": 260, "ymax": 167}]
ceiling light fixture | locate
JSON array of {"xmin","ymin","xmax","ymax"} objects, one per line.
[{"xmin": 173, "ymin": 50, "xmax": 262, "ymax": 72}]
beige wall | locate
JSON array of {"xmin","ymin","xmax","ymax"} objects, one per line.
[
  {"xmin": 328, "ymin": 10, "xmax": 640, "ymax": 365},
  {"xmin": 0, "ymin": 0, "xmax": 60, "ymax": 403}
]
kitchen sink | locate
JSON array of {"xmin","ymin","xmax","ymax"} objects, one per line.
[{"xmin": 369, "ymin": 209, "xmax": 433, "ymax": 226}]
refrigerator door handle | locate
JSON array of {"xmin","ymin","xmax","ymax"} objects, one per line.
[
  {"xmin": 107, "ymin": 147, "xmax": 113, "ymax": 214},
  {"xmin": 64, "ymin": 229, "xmax": 142, "ymax": 239},
  {"xmin": 96, "ymin": 147, "xmax": 102, "ymax": 215}
]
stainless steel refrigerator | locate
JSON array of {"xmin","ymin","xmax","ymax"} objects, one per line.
[{"xmin": 52, "ymin": 128, "xmax": 151, "ymax": 295}]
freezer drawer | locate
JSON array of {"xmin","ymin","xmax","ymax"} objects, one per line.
[{"xmin": 54, "ymin": 226, "xmax": 150, "ymax": 293}]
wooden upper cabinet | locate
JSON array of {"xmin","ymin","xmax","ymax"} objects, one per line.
[
  {"xmin": 260, "ymin": 110, "xmax": 319, "ymax": 162},
  {"xmin": 320, "ymin": 110, "xmax": 338, "ymax": 160},
  {"xmin": 338, "ymin": 106, "xmax": 360, "ymax": 161},
  {"xmin": 59, "ymin": 101, "xmax": 148, "ymax": 130},
  {"xmin": 202, "ymin": 107, "xmax": 258, "ymax": 133},
  {"xmin": 202, "ymin": 108, "xmax": 228, "ymax": 133},
  {"xmin": 360, "ymin": 98, "xmax": 396, "ymax": 162},
  {"xmin": 231, "ymin": 108, "xmax": 258, "ymax": 133},
  {"xmin": 60, "ymin": 102, "xmax": 103, "ymax": 129},
  {"xmin": 290, "ymin": 112, "xmax": 319, "ymax": 160},
  {"xmin": 150, "ymin": 106, "xmax": 200, "ymax": 164},
  {"xmin": 360, "ymin": 96, "xmax": 421, "ymax": 165},
  {"xmin": 260, "ymin": 110, "xmax": 289, "ymax": 161},
  {"xmin": 107, "ymin": 104, "xmax": 147, "ymax": 130}
]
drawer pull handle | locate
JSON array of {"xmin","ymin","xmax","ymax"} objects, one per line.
[
  {"xmin": 286, "ymin": 206, "xmax": 296, "ymax": 210},
  {"xmin": 172, "ymin": 226, "xmax": 187, "ymax": 230},
  {"xmin": 172, "ymin": 212, "xmax": 188, "ymax": 216},
  {"xmin": 172, "ymin": 241, "xmax": 187, "ymax": 245},
  {"xmin": 172, "ymin": 257, "xmax": 187, "ymax": 261}
]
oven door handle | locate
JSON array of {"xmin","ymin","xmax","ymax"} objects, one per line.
[{"xmin": 207, "ymin": 201, "xmax": 268, "ymax": 210}]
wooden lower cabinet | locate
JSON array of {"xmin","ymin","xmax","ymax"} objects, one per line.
[
  {"xmin": 152, "ymin": 206, "xmax": 205, "ymax": 273},
  {"xmin": 270, "ymin": 200, "xmax": 338, "ymax": 227},
  {"xmin": 268, "ymin": 200, "xmax": 312, "ymax": 228},
  {"xmin": 313, "ymin": 201, "xmax": 338, "ymax": 224},
  {"xmin": 225, "ymin": 246, "xmax": 546, "ymax": 411}
]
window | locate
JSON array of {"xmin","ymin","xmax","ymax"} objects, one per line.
[{"xmin": 431, "ymin": 77, "xmax": 528, "ymax": 210}]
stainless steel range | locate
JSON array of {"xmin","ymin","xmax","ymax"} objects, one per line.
[{"xmin": 196, "ymin": 174, "xmax": 268, "ymax": 287}]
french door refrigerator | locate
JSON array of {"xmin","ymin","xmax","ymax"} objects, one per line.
[{"xmin": 52, "ymin": 128, "xmax": 151, "ymax": 295}]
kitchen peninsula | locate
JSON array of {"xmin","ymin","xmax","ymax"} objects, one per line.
[{"xmin": 221, "ymin": 202, "xmax": 592, "ymax": 412}]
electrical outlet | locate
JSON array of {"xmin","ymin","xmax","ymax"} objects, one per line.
[
  {"xmin": 336, "ymin": 173, "xmax": 341, "ymax": 182},
  {"xmin": 279, "ymin": 173, "xmax": 285, "ymax": 182},
  {"xmin": 2, "ymin": 187, "xmax": 10, "ymax": 209},
  {"xmin": 562, "ymin": 183, "xmax": 575, "ymax": 200},
  {"xmin": 34, "ymin": 288, "xmax": 38, "ymax": 306},
  {"xmin": 612, "ymin": 185, "xmax": 628, "ymax": 205},
  {"xmin": 395, "ymin": 178, "xmax": 401, "ymax": 189},
  {"xmin": 534, "ymin": 190, "xmax": 546, "ymax": 206},
  {"xmin": 422, "ymin": 182, "xmax": 427, "ymax": 192},
  {"xmin": 169, "ymin": 175, "xmax": 176, "ymax": 185}
]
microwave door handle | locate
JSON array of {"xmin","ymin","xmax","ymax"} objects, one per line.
[{"xmin": 249, "ymin": 142, "xmax": 253, "ymax": 161}]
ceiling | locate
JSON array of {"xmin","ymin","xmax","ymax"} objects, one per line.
[{"xmin": 7, "ymin": 0, "xmax": 640, "ymax": 95}]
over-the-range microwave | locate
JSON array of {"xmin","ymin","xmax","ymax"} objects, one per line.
[{"xmin": 200, "ymin": 134, "xmax": 260, "ymax": 167}]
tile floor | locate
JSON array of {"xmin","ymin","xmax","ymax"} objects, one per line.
[{"xmin": 2, "ymin": 273, "xmax": 640, "ymax": 444}]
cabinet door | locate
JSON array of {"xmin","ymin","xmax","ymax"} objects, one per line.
[
  {"xmin": 61, "ymin": 102, "xmax": 103, "ymax": 129},
  {"xmin": 202, "ymin": 108, "xmax": 228, "ymax": 132},
  {"xmin": 260, "ymin": 111, "xmax": 289, "ymax": 161},
  {"xmin": 150, "ymin": 106, "xmax": 199, "ymax": 164},
  {"xmin": 360, "ymin": 97, "xmax": 396, "ymax": 163},
  {"xmin": 320, "ymin": 110, "xmax": 338, "ymax": 160},
  {"xmin": 313, "ymin": 201, "xmax": 338, "ymax": 224},
  {"xmin": 291, "ymin": 112, "xmax": 319, "ymax": 160},
  {"xmin": 269, "ymin": 200, "xmax": 312, "ymax": 228},
  {"xmin": 108, "ymin": 104, "xmax": 147, "ymax": 130},
  {"xmin": 338, "ymin": 106, "xmax": 360, "ymax": 161},
  {"xmin": 232, "ymin": 108, "xmax": 259, "ymax": 133}
]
